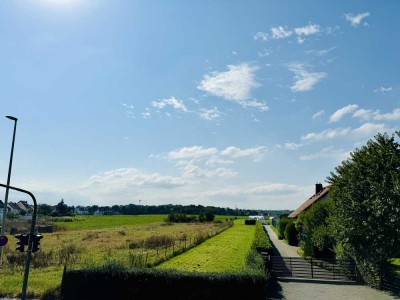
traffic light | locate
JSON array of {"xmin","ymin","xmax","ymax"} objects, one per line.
[
  {"xmin": 31, "ymin": 234, "xmax": 43, "ymax": 253},
  {"xmin": 15, "ymin": 233, "xmax": 29, "ymax": 252}
]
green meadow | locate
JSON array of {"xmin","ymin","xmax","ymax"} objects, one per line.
[{"xmin": 0, "ymin": 214, "xmax": 240, "ymax": 298}]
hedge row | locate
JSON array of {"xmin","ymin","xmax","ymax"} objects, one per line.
[
  {"xmin": 61, "ymin": 266, "xmax": 268, "ymax": 300},
  {"xmin": 252, "ymin": 221, "xmax": 272, "ymax": 254}
]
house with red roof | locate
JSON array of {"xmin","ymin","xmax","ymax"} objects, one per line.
[{"xmin": 288, "ymin": 183, "xmax": 330, "ymax": 220}]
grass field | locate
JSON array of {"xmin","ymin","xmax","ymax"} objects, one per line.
[
  {"xmin": 0, "ymin": 214, "xmax": 235, "ymax": 298},
  {"xmin": 156, "ymin": 219, "xmax": 256, "ymax": 273}
]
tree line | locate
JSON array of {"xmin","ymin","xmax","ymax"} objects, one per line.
[{"xmin": 37, "ymin": 200, "xmax": 291, "ymax": 218}]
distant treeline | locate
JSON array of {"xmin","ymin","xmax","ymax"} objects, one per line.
[{"xmin": 38, "ymin": 200, "xmax": 291, "ymax": 217}]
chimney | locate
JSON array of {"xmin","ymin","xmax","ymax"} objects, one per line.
[{"xmin": 315, "ymin": 183, "xmax": 323, "ymax": 194}]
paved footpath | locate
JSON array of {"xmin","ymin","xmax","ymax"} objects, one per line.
[{"xmin": 263, "ymin": 225, "xmax": 398, "ymax": 300}]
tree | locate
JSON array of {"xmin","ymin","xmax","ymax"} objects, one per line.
[
  {"xmin": 38, "ymin": 204, "xmax": 53, "ymax": 216},
  {"xmin": 54, "ymin": 199, "xmax": 69, "ymax": 216},
  {"xmin": 327, "ymin": 132, "xmax": 400, "ymax": 288}
]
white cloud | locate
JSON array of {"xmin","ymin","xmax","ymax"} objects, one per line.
[
  {"xmin": 254, "ymin": 32, "xmax": 269, "ymax": 41},
  {"xmin": 198, "ymin": 107, "xmax": 222, "ymax": 120},
  {"xmin": 221, "ymin": 146, "xmax": 265, "ymax": 161},
  {"xmin": 312, "ymin": 110, "xmax": 325, "ymax": 119},
  {"xmin": 374, "ymin": 86, "xmax": 393, "ymax": 93},
  {"xmin": 256, "ymin": 24, "xmax": 321, "ymax": 43},
  {"xmin": 288, "ymin": 63, "xmax": 327, "ymax": 92},
  {"xmin": 198, "ymin": 63, "xmax": 259, "ymax": 100},
  {"xmin": 372, "ymin": 108, "xmax": 400, "ymax": 121},
  {"xmin": 306, "ymin": 47, "xmax": 336, "ymax": 56},
  {"xmin": 271, "ymin": 26, "xmax": 293, "ymax": 39},
  {"xmin": 352, "ymin": 108, "xmax": 374, "ymax": 120},
  {"xmin": 81, "ymin": 168, "xmax": 187, "ymax": 191},
  {"xmin": 168, "ymin": 146, "xmax": 218, "ymax": 160},
  {"xmin": 152, "ymin": 96, "xmax": 189, "ymax": 112},
  {"xmin": 141, "ymin": 109, "xmax": 151, "ymax": 119},
  {"xmin": 240, "ymin": 99, "xmax": 269, "ymax": 111},
  {"xmin": 284, "ymin": 143, "xmax": 304, "ymax": 150},
  {"xmin": 300, "ymin": 146, "xmax": 350, "ymax": 162},
  {"xmin": 198, "ymin": 63, "xmax": 268, "ymax": 111},
  {"xmin": 329, "ymin": 104, "xmax": 359, "ymax": 123},
  {"xmin": 344, "ymin": 12, "xmax": 370, "ymax": 27},
  {"xmin": 302, "ymin": 128, "xmax": 350, "ymax": 141},
  {"xmin": 353, "ymin": 107, "xmax": 400, "ymax": 122},
  {"xmin": 179, "ymin": 160, "xmax": 237, "ymax": 179},
  {"xmin": 302, "ymin": 122, "xmax": 388, "ymax": 141},
  {"xmin": 294, "ymin": 24, "xmax": 320, "ymax": 42}
]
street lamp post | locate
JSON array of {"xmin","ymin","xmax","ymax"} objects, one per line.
[{"xmin": 0, "ymin": 115, "xmax": 18, "ymax": 263}]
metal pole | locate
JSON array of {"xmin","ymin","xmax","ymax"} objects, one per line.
[
  {"xmin": 0, "ymin": 116, "xmax": 18, "ymax": 264},
  {"xmin": 0, "ymin": 183, "xmax": 37, "ymax": 300}
]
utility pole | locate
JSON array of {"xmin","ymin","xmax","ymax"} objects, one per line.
[{"xmin": 0, "ymin": 116, "xmax": 18, "ymax": 264}]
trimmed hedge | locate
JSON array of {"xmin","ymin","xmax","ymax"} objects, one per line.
[
  {"xmin": 252, "ymin": 221, "xmax": 272, "ymax": 254},
  {"xmin": 61, "ymin": 267, "xmax": 268, "ymax": 300}
]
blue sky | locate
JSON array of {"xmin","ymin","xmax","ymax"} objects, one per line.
[{"xmin": 0, "ymin": 0, "xmax": 399, "ymax": 210}]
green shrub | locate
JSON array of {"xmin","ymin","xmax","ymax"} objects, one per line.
[
  {"xmin": 284, "ymin": 222, "xmax": 298, "ymax": 246},
  {"xmin": 278, "ymin": 217, "xmax": 291, "ymax": 240}
]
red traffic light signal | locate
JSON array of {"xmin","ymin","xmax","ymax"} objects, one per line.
[
  {"xmin": 15, "ymin": 233, "xmax": 29, "ymax": 252},
  {"xmin": 31, "ymin": 234, "xmax": 43, "ymax": 253}
]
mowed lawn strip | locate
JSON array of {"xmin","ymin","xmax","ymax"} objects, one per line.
[{"xmin": 156, "ymin": 220, "xmax": 256, "ymax": 273}]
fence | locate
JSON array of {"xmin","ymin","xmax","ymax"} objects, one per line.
[{"xmin": 266, "ymin": 256, "xmax": 358, "ymax": 281}]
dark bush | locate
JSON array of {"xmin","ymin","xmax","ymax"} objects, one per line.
[
  {"xmin": 245, "ymin": 219, "xmax": 256, "ymax": 225},
  {"xmin": 284, "ymin": 222, "xmax": 298, "ymax": 246},
  {"xmin": 278, "ymin": 217, "xmax": 291, "ymax": 240}
]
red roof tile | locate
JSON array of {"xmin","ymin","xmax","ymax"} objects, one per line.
[{"xmin": 288, "ymin": 185, "xmax": 330, "ymax": 219}]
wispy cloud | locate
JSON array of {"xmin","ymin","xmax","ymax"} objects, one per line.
[
  {"xmin": 142, "ymin": 108, "xmax": 151, "ymax": 119},
  {"xmin": 288, "ymin": 63, "xmax": 327, "ymax": 92},
  {"xmin": 374, "ymin": 86, "xmax": 393, "ymax": 93},
  {"xmin": 198, "ymin": 63, "xmax": 268, "ymax": 111},
  {"xmin": 271, "ymin": 26, "xmax": 293, "ymax": 39},
  {"xmin": 198, "ymin": 107, "xmax": 222, "ymax": 120},
  {"xmin": 220, "ymin": 146, "xmax": 265, "ymax": 161},
  {"xmin": 352, "ymin": 109, "xmax": 374, "ymax": 120},
  {"xmin": 306, "ymin": 47, "xmax": 336, "ymax": 56},
  {"xmin": 162, "ymin": 145, "xmax": 265, "ymax": 178},
  {"xmin": 294, "ymin": 24, "xmax": 320, "ymax": 43},
  {"xmin": 254, "ymin": 32, "xmax": 269, "ymax": 41},
  {"xmin": 373, "ymin": 108, "xmax": 400, "ymax": 121},
  {"xmin": 284, "ymin": 143, "xmax": 304, "ymax": 150},
  {"xmin": 168, "ymin": 146, "xmax": 218, "ymax": 160},
  {"xmin": 254, "ymin": 23, "xmax": 321, "ymax": 43},
  {"xmin": 329, "ymin": 104, "xmax": 358, "ymax": 123},
  {"xmin": 152, "ymin": 97, "xmax": 189, "ymax": 112},
  {"xmin": 302, "ymin": 122, "xmax": 387, "ymax": 141},
  {"xmin": 344, "ymin": 12, "xmax": 370, "ymax": 27},
  {"xmin": 81, "ymin": 168, "xmax": 187, "ymax": 191},
  {"xmin": 300, "ymin": 146, "xmax": 350, "ymax": 162},
  {"xmin": 353, "ymin": 107, "xmax": 400, "ymax": 122},
  {"xmin": 312, "ymin": 110, "xmax": 325, "ymax": 119},
  {"xmin": 120, "ymin": 103, "xmax": 135, "ymax": 119}
]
